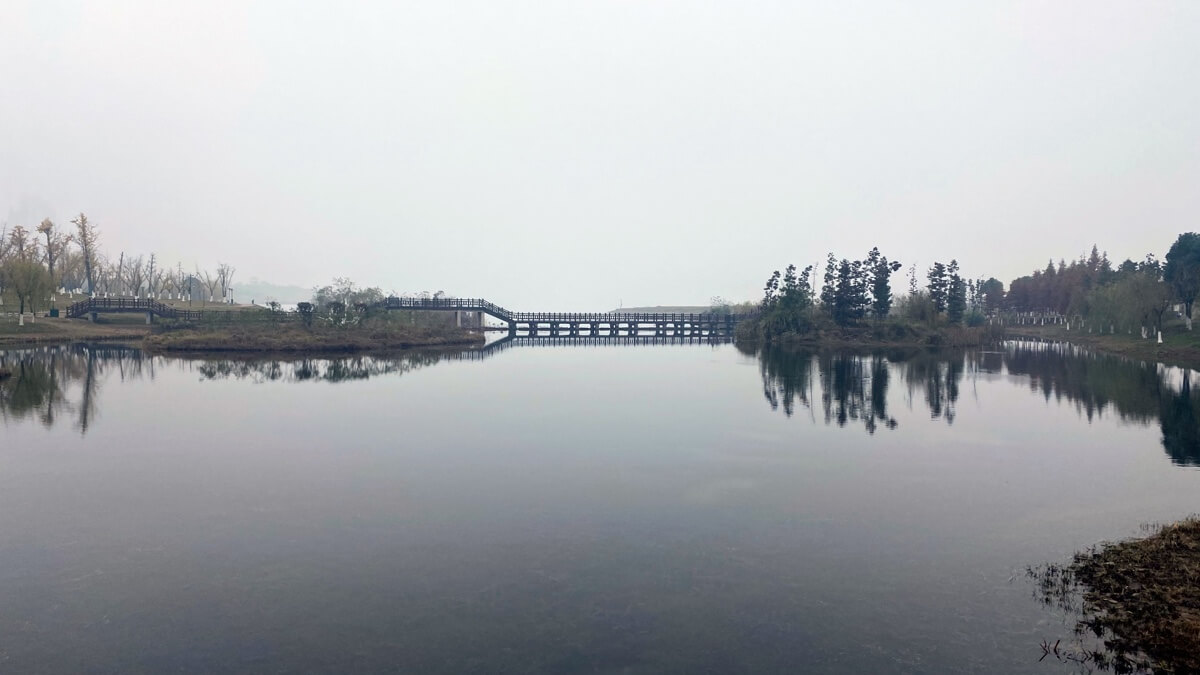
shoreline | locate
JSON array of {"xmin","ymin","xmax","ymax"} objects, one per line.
[
  {"xmin": 141, "ymin": 323, "xmax": 485, "ymax": 354},
  {"xmin": 1005, "ymin": 325, "xmax": 1200, "ymax": 371},
  {"xmin": 0, "ymin": 317, "xmax": 484, "ymax": 355},
  {"xmin": 1031, "ymin": 518, "xmax": 1200, "ymax": 672}
]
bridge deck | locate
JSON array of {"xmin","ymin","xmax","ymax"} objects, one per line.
[
  {"xmin": 383, "ymin": 297, "xmax": 745, "ymax": 325},
  {"xmin": 65, "ymin": 296, "xmax": 749, "ymax": 331}
]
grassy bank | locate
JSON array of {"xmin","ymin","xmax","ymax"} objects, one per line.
[
  {"xmin": 1031, "ymin": 519, "xmax": 1200, "ymax": 673},
  {"xmin": 142, "ymin": 322, "xmax": 484, "ymax": 353},
  {"xmin": 0, "ymin": 316, "xmax": 151, "ymax": 345},
  {"xmin": 1006, "ymin": 323, "xmax": 1200, "ymax": 370}
]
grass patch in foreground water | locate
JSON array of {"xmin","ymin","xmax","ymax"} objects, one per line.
[{"xmin": 1029, "ymin": 518, "xmax": 1200, "ymax": 673}]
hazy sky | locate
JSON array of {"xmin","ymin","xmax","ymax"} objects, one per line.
[{"xmin": 2, "ymin": 1, "xmax": 1198, "ymax": 309}]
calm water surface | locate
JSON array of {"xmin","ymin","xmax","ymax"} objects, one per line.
[{"xmin": 1, "ymin": 339, "xmax": 1198, "ymax": 673}]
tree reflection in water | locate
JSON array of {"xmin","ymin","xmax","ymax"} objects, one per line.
[
  {"xmin": 4, "ymin": 340, "xmax": 1200, "ymax": 465},
  {"xmin": 0, "ymin": 345, "xmax": 454, "ymax": 435},
  {"xmin": 751, "ymin": 340, "xmax": 1200, "ymax": 466},
  {"xmin": 0, "ymin": 344, "xmax": 148, "ymax": 433}
]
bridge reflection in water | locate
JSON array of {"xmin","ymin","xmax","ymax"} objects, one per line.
[{"xmin": 4, "ymin": 339, "xmax": 1200, "ymax": 466}]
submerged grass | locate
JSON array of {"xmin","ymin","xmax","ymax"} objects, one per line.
[{"xmin": 1029, "ymin": 518, "xmax": 1200, "ymax": 673}]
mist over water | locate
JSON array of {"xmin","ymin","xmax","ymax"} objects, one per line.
[{"xmin": 2, "ymin": 340, "xmax": 1198, "ymax": 672}]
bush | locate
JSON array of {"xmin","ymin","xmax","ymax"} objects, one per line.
[
  {"xmin": 897, "ymin": 291, "xmax": 939, "ymax": 324},
  {"xmin": 965, "ymin": 310, "xmax": 986, "ymax": 327},
  {"xmin": 296, "ymin": 302, "xmax": 315, "ymax": 328}
]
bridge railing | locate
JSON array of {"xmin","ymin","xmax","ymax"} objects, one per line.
[
  {"xmin": 64, "ymin": 297, "xmax": 240, "ymax": 322},
  {"xmin": 380, "ymin": 297, "xmax": 744, "ymax": 324},
  {"xmin": 383, "ymin": 297, "xmax": 514, "ymax": 321}
]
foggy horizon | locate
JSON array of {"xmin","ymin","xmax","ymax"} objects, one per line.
[{"xmin": 3, "ymin": 2, "xmax": 1198, "ymax": 310}]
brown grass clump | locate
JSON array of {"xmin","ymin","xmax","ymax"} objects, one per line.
[
  {"xmin": 141, "ymin": 324, "xmax": 484, "ymax": 353},
  {"xmin": 1032, "ymin": 518, "xmax": 1200, "ymax": 673}
]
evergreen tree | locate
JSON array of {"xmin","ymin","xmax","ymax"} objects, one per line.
[
  {"xmin": 866, "ymin": 247, "xmax": 902, "ymax": 318},
  {"xmin": 927, "ymin": 262, "xmax": 948, "ymax": 313},
  {"xmin": 980, "ymin": 278, "xmax": 1004, "ymax": 314},
  {"xmin": 762, "ymin": 270, "xmax": 781, "ymax": 308},
  {"xmin": 831, "ymin": 258, "xmax": 868, "ymax": 325},
  {"xmin": 820, "ymin": 252, "xmax": 837, "ymax": 312},
  {"xmin": 946, "ymin": 259, "xmax": 966, "ymax": 323},
  {"xmin": 1165, "ymin": 232, "xmax": 1200, "ymax": 323}
]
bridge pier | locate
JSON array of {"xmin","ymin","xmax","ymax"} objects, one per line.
[{"xmin": 146, "ymin": 311, "xmax": 154, "ymax": 325}]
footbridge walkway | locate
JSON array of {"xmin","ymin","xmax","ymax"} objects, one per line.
[
  {"xmin": 383, "ymin": 297, "xmax": 746, "ymax": 337},
  {"xmin": 64, "ymin": 296, "xmax": 750, "ymax": 337},
  {"xmin": 66, "ymin": 298, "xmax": 207, "ymax": 321}
]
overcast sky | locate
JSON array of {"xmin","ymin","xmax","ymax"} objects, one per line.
[{"xmin": 2, "ymin": 1, "xmax": 1198, "ymax": 310}]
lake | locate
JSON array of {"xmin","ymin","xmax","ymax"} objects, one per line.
[{"xmin": 1, "ymin": 338, "xmax": 1197, "ymax": 673}]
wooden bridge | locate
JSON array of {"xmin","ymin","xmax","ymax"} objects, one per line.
[
  {"xmin": 64, "ymin": 296, "xmax": 748, "ymax": 337},
  {"xmin": 383, "ymin": 297, "xmax": 745, "ymax": 337},
  {"xmin": 66, "ymin": 297, "xmax": 207, "ymax": 321}
]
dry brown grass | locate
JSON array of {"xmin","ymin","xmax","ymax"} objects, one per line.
[
  {"xmin": 141, "ymin": 323, "xmax": 484, "ymax": 353},
  {"xmin": 1032, "ymin": 518, "xmax": 1200, "ymax": 673},
  {"xmin": 1071, "ymin": 519, "xmax": 1200, "ymax": 672}
]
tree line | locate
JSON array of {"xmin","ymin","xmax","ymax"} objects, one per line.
[
  {"xmin": 0, "ymin": 214, "xmax": 238, "ymax": 314},
  {"xmin": 1003, "ymin": 234, "xmax": 1200, "ymax": 334},
  {"xmin": 750, "ymin": 247, "xmax": 989, "ymax": 339},
  {"xmin": 746, "ymin": 233, "xmax": 1200, "ymax": 341}
]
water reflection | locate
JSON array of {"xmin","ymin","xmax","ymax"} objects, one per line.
[
  {"xmin": 749, "ymin": 345, "xmax": 965, "ymax": 430},
  {"xmin": 0, "ymin": 344, "xmax": 149, "ymax": 433},
  {"xmin": 5, "ymin": 339, "xmax": 1200, "ymax": 466},
  {"xmin": 750, "ymin": 340, "xmax": 1200, "ymax": 466}
]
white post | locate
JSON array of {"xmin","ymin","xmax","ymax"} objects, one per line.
[
  {"xmin": 18, "ymin": 313, "xmax": 24, "ymax": 327},
  {"xmin": 1158, "ymin": 331, "xmax": 1163, "ymax": 344}
]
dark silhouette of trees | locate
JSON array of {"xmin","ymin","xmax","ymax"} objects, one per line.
[
  {"xmin": 819, "ymin": 253, "xmax": 837, "ymax": 310},
  {"xmin": 927, "ymin": 262, "xmax": 948, "ymax": 313},
  {"xmin": 979, "ymin": 278, "xmax": 1004, "ymax": 313},
  {"xmin": 946, "ymin": 260, "xmax": 966, "ymax": 324},
  {"xmin": 1165, "ymin": 233, "xmax": 1200, "ymax": 328},
  {"xmin": 867, "ymin": 247, "xmax": 903, "ymax": 318}
]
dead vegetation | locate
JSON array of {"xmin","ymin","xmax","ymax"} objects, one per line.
[
  {"xmin": 141, "ymin": 323, "xmax": 484, "ymax": 353},
  {"xmin": 1029, "ymin": 518, "xmax": 1200, "ymax": 673}
]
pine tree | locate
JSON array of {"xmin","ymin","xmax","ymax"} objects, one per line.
[
  {"xmin": 927, "ymin": 262, "xmax": 948, "ymax": 313},
  {"xmin": 946, "ymin": 260, "xmax": 966, "ymax": 323},
  {"xmin": 866, "ymin": 247, "xmax": 902, "ymax": 318},
  {"xmin": 762, "ymin": 270, "xmax": 781, "ymax": 308},
  {"xmin": 820, "ymin": 252, "xmax": 837, "ymax": 312}
]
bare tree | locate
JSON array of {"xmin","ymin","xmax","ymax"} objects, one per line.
[
  {"xmin": 0, "ymin": 225, "xmax": 10, "ymax": 303},
  {"xmin": 37, "ymin": 218, "xmax": 71, "ymax": 289},
  {"xmin": 71, "ymin": 213, "xmax": 100, "ymax": 296},
  {"xmin": 145, "ymin": 254, "xmax": 161, "ymax": 298},
  {"xmin": 6, "ymin": 225, "xmax": 37, "ymax": 261},
  {"xmin": 217, "ymin": 262, "xmax": 236, "ymax": 302},
  {"xmin": 57, "ymin": 249, "xmax": 85, "ymax": 295},
  {"xmin": 113, "ymin": 252, "xmax": 126, "ymax": 296},
  {"xmin": 124, "ymin": 254, "xmax": 145, "ymax": 298},
  {"xmin": 198, "ymin": 267, "xmax": 220, "ymax": 303}
]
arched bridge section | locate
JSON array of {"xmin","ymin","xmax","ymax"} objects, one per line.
[
  {"xmin": 66, "ymin": 298, "xmax": 206, "ymax": 321},
  {"xmin": 383, "ymin": 297, "xmax": 745, "ymax": 337}
]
